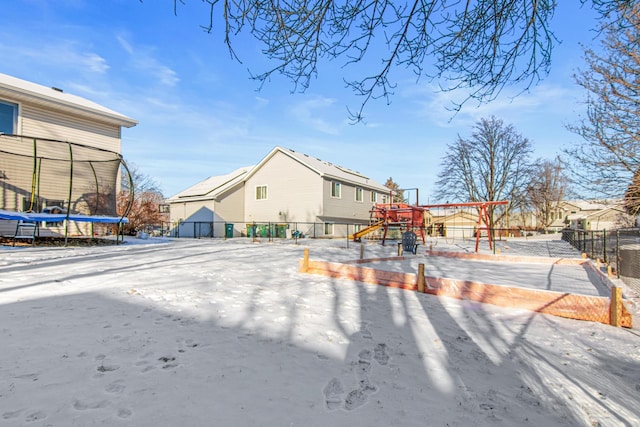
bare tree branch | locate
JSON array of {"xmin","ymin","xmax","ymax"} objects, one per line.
[
  {"xmin": 161, "ymin": 1, "xmax": 634, "ymax": 120},
  {"xmin": 564, "ymin": 3, "xmax": 640, "ymax": 202}
]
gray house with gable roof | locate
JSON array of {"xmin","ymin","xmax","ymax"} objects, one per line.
[{"xmin": 167, "ymin": 147, "xmax": 391, "ymax": 238}]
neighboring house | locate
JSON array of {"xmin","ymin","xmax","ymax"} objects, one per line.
[
  {"xmin": 547, "ymin": 200, "xmax": 631, "ymax": 231},
  {"xmin": 427, "ymin": 208, "xmax": 479, "ymax": 240},
  {"xmin": 167, "ymin": 166, "xmax": 252, "ymax": 238},
  {"xmin": 0, "ymin": 73, "xmax": 137, "ymax": 237},
  {"xmin": 167, "ymin": 146, "xmax": 391, "ymax": 238}
]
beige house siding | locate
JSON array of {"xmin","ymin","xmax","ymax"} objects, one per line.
[
  {"xmin": 171, "ymin": 199, "xmax": 217, "ymax": 223},
  {"xmin": 321, "ymin": 178, "xmax": 376, "ymax": 223},
  {"xmin": 244, "ymin": 150, "xmax": 321, "ymax": 223},
  {"xmin": 169, "ymin": 187, "xmax": 246, "ymax": 238},
  {"xmin": 20, "ymin": 103, "xmax": 122, "ymax": 151},
  {"xmin": 215, "ymin": 187, "xmax": 245, "ymax": 221}
]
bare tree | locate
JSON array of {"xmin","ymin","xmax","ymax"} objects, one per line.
[
  {"xmin": 163, "ymin": 1, "xmax": 634, "ymax": 120},
  {"xmin": 564, "ymin": 4, "xmax": 640, "ymax": 201},
  {"xmin": 435, "ymin": 116, "xmax": 534, "ymax": 228},
  {"xmin": 384, "ymin": 177, "xmax": 404, "ymax": 203},
  {"xmin": 526, "ymin": 158, "xmax": 569, "ymax": 232},
  {"xmin": 624, "ymin": 167, "xmax": 640, "ymax": 218},
  {"xmin": 117, "ymin": 162, "xmax": 166, "ymax": 234}
]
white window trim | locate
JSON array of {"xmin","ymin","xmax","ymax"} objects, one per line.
[
  {"xmin": 324, "ymin": 222, "xmax": 334, "ymax": 235},
  {"xmin": 0, "ymin": 100, "xmax": 18, "ymax": 135},
  {"xmin": 371, "ymin": 191, "xmax": 377, "ymax": 203},
  {"xmin": 255, "ymin": 185, "xmax": 268, "ymax": 200},
  {"xmin": 331, "ymin": 181, "xmax": 341, "ymax": 199},
  {"xmin": 355, "ymin": 187, "xmax": 363, "ymax": 203}
]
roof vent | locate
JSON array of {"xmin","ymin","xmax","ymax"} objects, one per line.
[{"xmin": 51, "ymin": 87, "xmax": 63, "ymax": 93}]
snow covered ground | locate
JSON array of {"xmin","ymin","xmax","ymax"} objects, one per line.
[{"xmin": 1, "ymin": 236, "xmax": 639, "ymax": 426}]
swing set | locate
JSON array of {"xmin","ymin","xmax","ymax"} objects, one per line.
[
  {"xmin": 420, "ymin": 201, "xmax": 509, "ymax": 252},
  {"xmin": 351, "ymin": 187, "xmax": 508, "ymax": 252}
]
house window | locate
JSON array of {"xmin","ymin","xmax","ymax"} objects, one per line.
[
  {"xmin": 255, "ymin": 185, "xmax": 267, "ymax": 200},
  {"xmin": 324, "ymin": 223, "xmax": 334, "ymax": 235},
  {"xmin": 331, "ymin": 181, "xmax": 341, "ymax": 198},
  {"xmin": 381, "ymin": 195, "xmax": 388, "ymax": 204},
  {"xmin": 0, "ymin": 101, "xmax": 17, "ymax": 134},
  {"xmin": 355, "ymin": 187, "xmax": 363, "ymax": 202},
  {"xmin": 371, "ymin": 192, "xmax": 377, "ymax": 203}
]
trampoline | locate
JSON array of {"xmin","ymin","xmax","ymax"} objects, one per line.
[
  {"xmin": 0, "ymin": 133, "xmax": 133, "ymax": 245},
  {"xmin": 0, "ymin": 209, "xmax": 129, "ymax": 224}
]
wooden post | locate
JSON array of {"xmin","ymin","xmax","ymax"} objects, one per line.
[
  {"xmin": 301, "ymin": 248, "xmax": 309, "ymax": 273},
  {"xmin": 607, "ymin": 265, "xmax": 613, "ymax": 278},
  {"xmin": 398, "ymin": 243, "xmax": 403, "ymax": 256},
  {"xmin": 610, "ymin": 286, "xmax": 622, "ymax": 327},
  {"xmin": 360, "ymin": 244, "xmax": 365, "ymax": 260},
  {"xmin": 417, "ymin": 263, "xmax": 425, "ymax": 293}
]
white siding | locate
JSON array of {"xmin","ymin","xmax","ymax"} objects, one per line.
[
  {"xmin": 214, "ymin": 186, "xmax": 245, "ymax": 223},
  {"xmin": 170, "ymin": 200, "xmax": 216, "ymax": 223},
  {"xmin": 244, "ymin": 150, "xmax": 321, "ymax": 223},
  {"xmin": 20, "ymin": 103, "xmax": 121, "ymax": 152},
  {"xmin": 322, "ymin": 178, "xmax": 376, "ymax": 221}
]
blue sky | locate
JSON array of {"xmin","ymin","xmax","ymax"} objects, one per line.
[{"xmin": 1, "ymin": 1, "xmax": 602, "ymax": 201}]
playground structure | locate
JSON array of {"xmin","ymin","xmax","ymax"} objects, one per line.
[
  {"xmin": 352, "ymin": 203, "xmax": 427, "ymax": 244},
  {"xmin": 352, "ymin": 196, "xmax": 509, "ymax": 253}
]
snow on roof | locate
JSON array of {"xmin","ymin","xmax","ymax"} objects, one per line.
[
  {"xmin": 563, "ymin": 200, "xmax": 621, "ymax": 212},
  {"xmin": 168, "ymin": 166, "xmax": 254, "ymax": 201},
  {"xmin": 264, "ymin": 147, "xmax": 389, "ymax": 192},
  {"xmin": 0, "ymin": 73, "xmax": 137, "ymax": 127}
]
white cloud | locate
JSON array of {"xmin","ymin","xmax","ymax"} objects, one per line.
[
  {"xmin": 289, "ymin": 96, "xmax": 342, "ymax": 135},
  {"xmin": 0, "ymin": 35, "xmax": 109, "ymax": 76},
  {"xmin": 113, "ymin": 34, "xmax": 180, "ymax": 88},
  {"xmin": 405, "ymin": 81, "xmax": 584, "ymax": 130},
  {"xmin": 83, "ymin": 52, "xmax": 109, "ymax": 73},
  {"xmin": 116, "ymin": 34, "xmax": 134, "ymax": 55}
]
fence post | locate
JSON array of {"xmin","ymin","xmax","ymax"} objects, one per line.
[
  {"xmin": 346, "ymin": 224, "xmax": 349, "ymax": 249},
  {"xmin": 610, "ymin": 286, "xmax": 622, "ymax": 327},
  {"xmin": 603, "ymin": 229, "xmax": 607, "ymax": 263},
  {"xmin": 616, "ymin": 230, "xmax": 620, "ymax": 278},
  {"xmin": 301, "ymin": 248, "xmax": 310, "ymax": 273},
  {"xmin": 417, "ymin": 264, "xmax": 425, "ymax": 293}
]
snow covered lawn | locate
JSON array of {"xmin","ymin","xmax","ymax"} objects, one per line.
[{"xmin": 1, "ymin": 237, "xmax": 638, "ymax": 426}]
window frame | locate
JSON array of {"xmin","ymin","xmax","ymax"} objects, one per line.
[
  {"xmin": 331, "ymin": 181, "xmax": 341, "ymax": 199},
  {"xmin": 324, "ymin": 222, "xmax": 334, "ymax": 236},
  {"xmin": 355, "ymin": 187, "xmax": 363, "ymax": 202},
  {"xmin": 255, "ymin": 185, "xmax": 268, "ymax": 200},
  {"xmin": 0, "ymin": 100, "xmax": 18, "ymax": 135},
  {"xmin": 370, "ymin": 192, "xmax": 377, "ymax": 203}
]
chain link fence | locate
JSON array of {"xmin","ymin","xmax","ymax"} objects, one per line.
[
  {"xmin": 167, "ymin": 220, "xmax": 412, "ymax": 242},
  {"xmin": 562, "ymin": 228, "xmax": 640, "ymax": 292}
]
